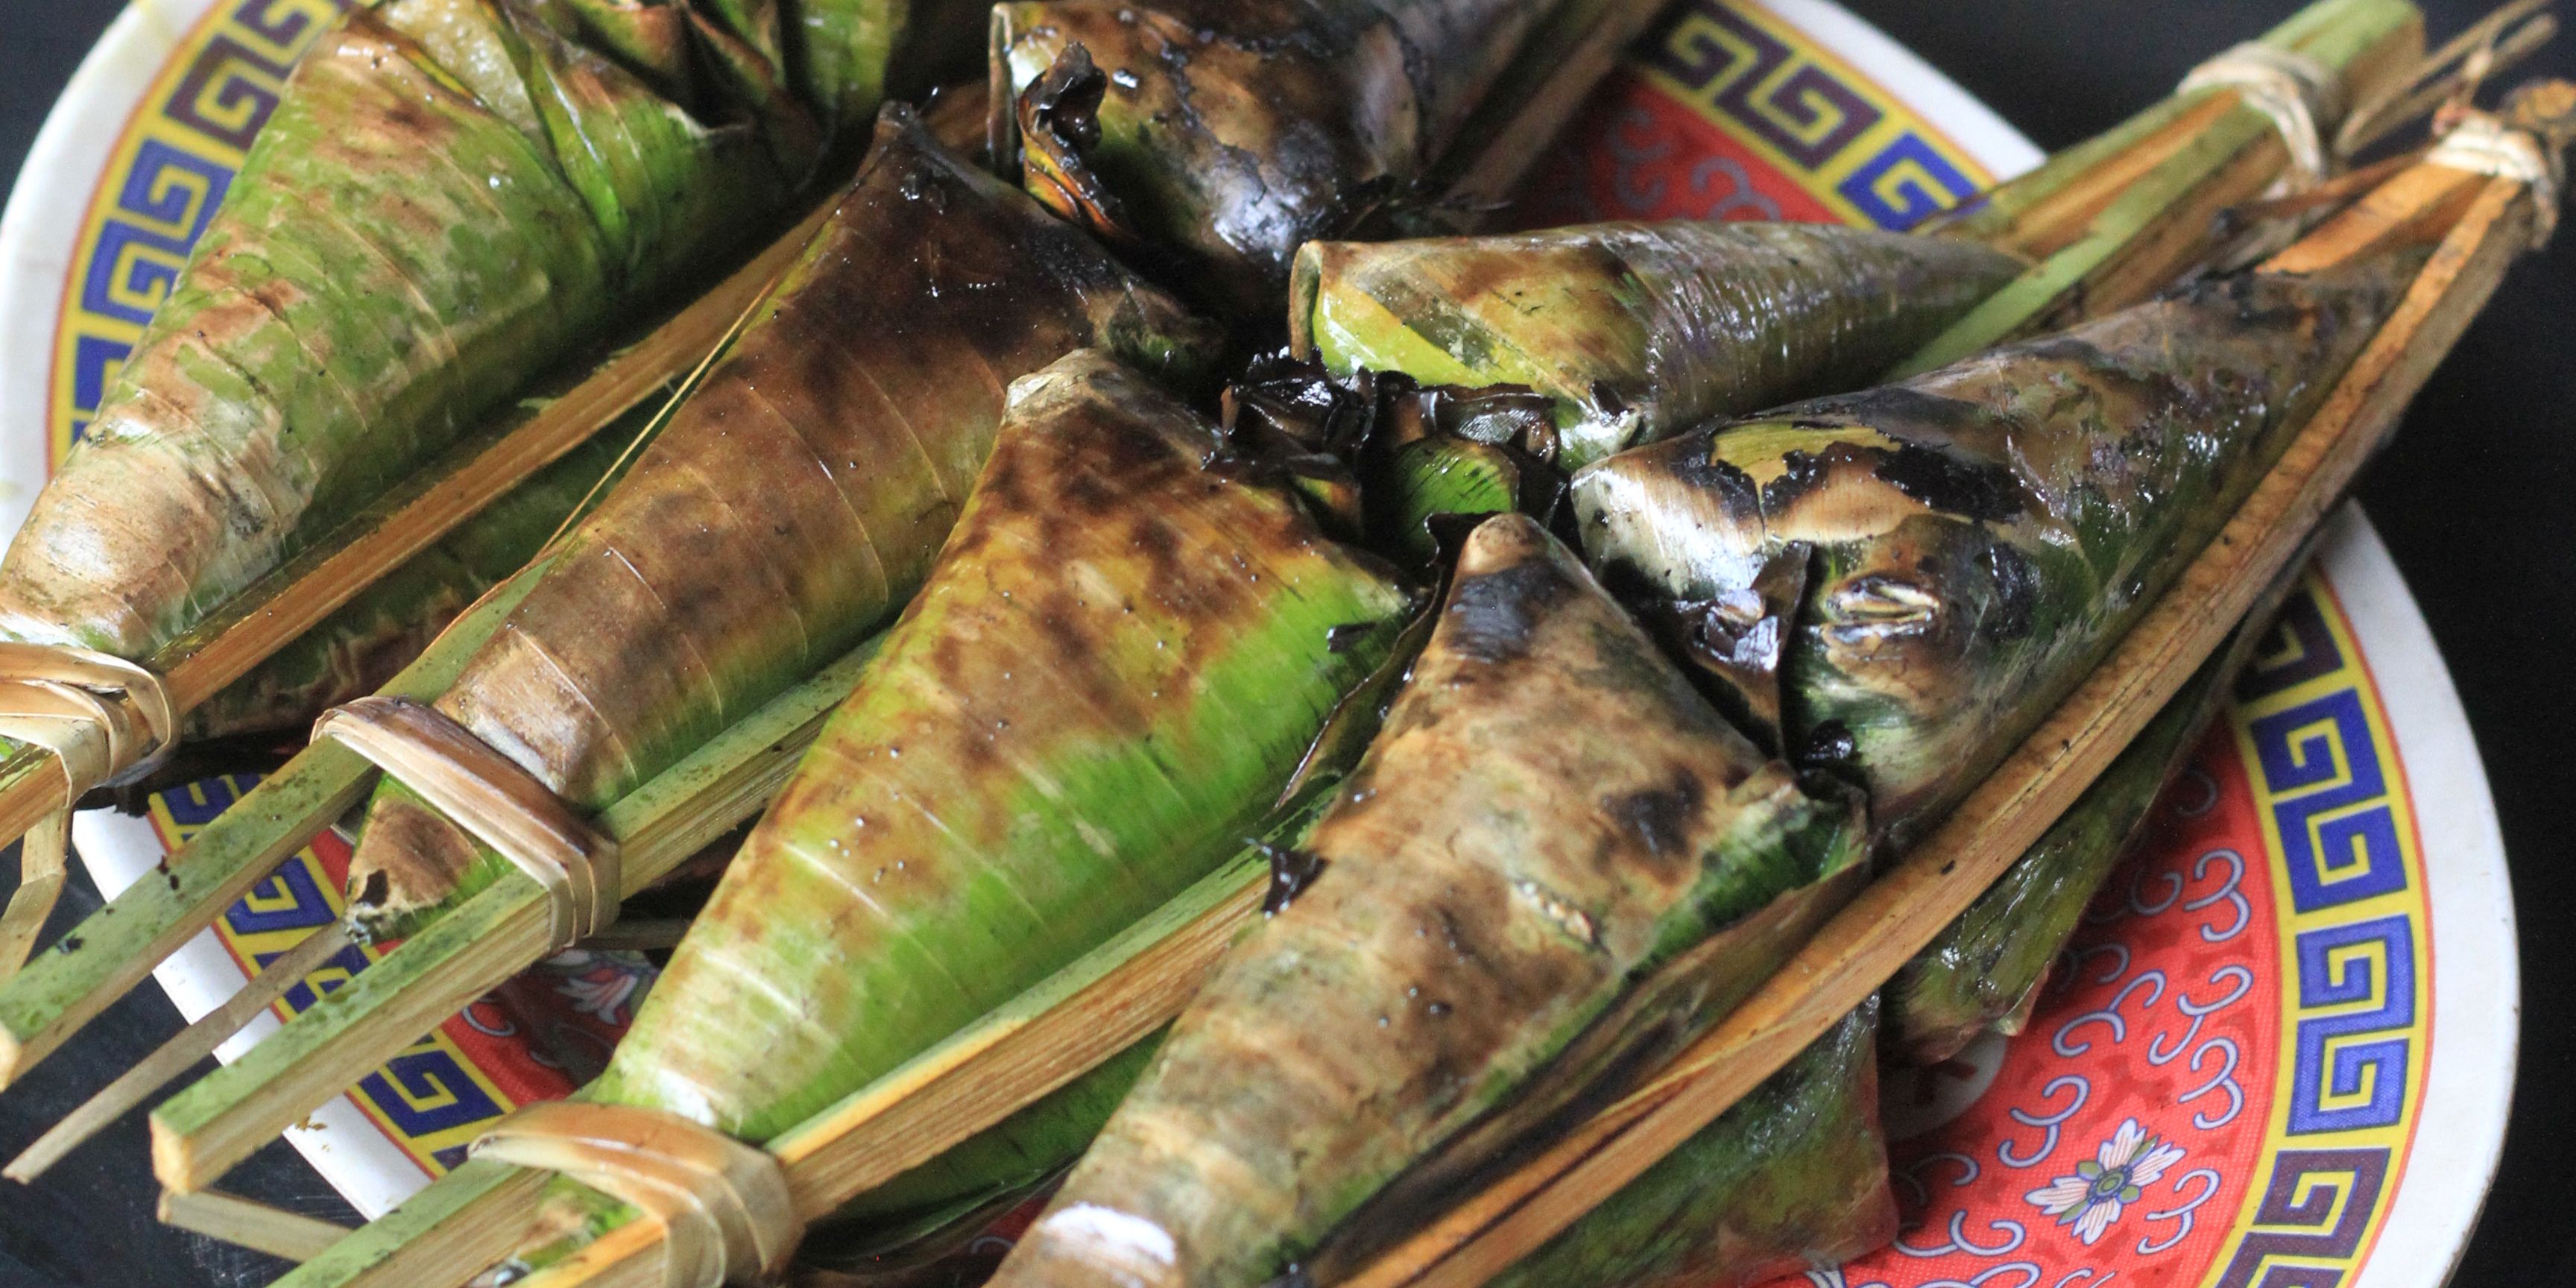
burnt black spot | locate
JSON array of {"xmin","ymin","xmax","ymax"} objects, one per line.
[
  {"xmin": 1606, "ymin": 770, "xmax": 1706, "ymax": 864},
  {"xmin": 1258, "ymin": 842, "xmax": 1330, "ymax": 915},
  {"xmin": 1325, "ymin": 622, "xmax": 1374, "ymax": 653},
  {"xmin": 1761, "ymin": 449, "xmax": 1831, "ymax": 511},
  {"xmin": 1661, "ymin": 443, "xmax": 1760, "ymax": 514},
  {"xmin": 1588, "ymin": 380, "xmax": 1627, "ymax": 417},
  {"xmin": 1799, "ymin": 719, "xmax": 1859, "ymax": 770},
  {"xmin": 355, "ymin": 870, "xmax": 389, "ymax": 910},
  {"xmin": 56, "ymin": 936, "xmax": 80, "ymax": 954},
  {"xmin": 1442, "ymin": 559, "xmax": 1573, "ymax": 664},
  {"xmin": 1875, "ymin": 443, "xmax": 2023, "ymax": 523},
  {"xmin": 1976, "ymin": 540, "xmax": 2040, "ymax": 641}
]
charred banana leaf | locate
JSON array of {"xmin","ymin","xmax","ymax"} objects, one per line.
[
  {"xmin": 484, "ymin": 349, "xmax": 1418, "ymax": 1272},
  {"xmin": 1291, "ymin": 224, "xmax": 2024, "ymax": 470},
  {"xmin": 988, "ymin": 514, "xmax": 1866, "ymax": 1288},
  {"xmin": 990, "ymin": 0, "xmax": 1568, "ymax": 316},
  {"xmin": 1486, "ymin": 1003, "xmax": 1895, "ymax": 1288},
  {"xmin": 1575, "ymin": 257, "xmax": 2415, "ymax": 847},
  {"xmin": 340, "ymin": 107, "xmax": 1218, "ymax": 941}
]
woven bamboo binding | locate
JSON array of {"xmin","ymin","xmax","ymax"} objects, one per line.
[
  {"xmin": 470, "ymin": 1102, "xmax": 797, "ymax": 1288},
  {"xmin": 312, "ymin": 696, "xmax": 617, "ymax": 953}
]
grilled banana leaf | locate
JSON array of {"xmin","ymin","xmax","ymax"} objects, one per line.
[
  {"xmin": 1487, "ymin": 1002, "xmax": 1895, "ymax": 1288},
  {"xmin": 1574, "ymin": 256, "xmax": 2415, "ymax": 847},
  {"xmin": 485, "ymin": 349, "xmax": 1418, "ymax": 1272},
  {"xmin": 1290, "ymin": 224, "xmax": 2024, "ymax": 470},
  {"xmin": 989, "ymin": 514, "xmax": 1866, "ymax": 1288},
  {"xmin": 989, "ymin": 0, "xmax": 1570, "ymax": 316},
  {"xmin": 340, "ymin": 107, "xmax": 1218, "ymax": 940},
  {"xmin": 0, "ymin": 0, "xmax": 981, "ymax": 675}
]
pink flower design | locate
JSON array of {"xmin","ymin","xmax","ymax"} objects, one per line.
[{"xmin": 2024, "ymin": 1117, "xmax": 2185, "ymax": 1246}]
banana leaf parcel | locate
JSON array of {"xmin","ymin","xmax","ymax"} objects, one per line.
[
  {"xmin": 989, "ymin": 0, "xmax": 1589, "ymax": 317},
  {"xmin": 333, "ymin": 106, "xmax": 1217, "ymax": 942},
  {"xmin": 1574, "ymin": 253, "xmax": 2414, "ymax": 849},
  {"xmin": 987, "ymin": 514, "xmax": 1868, "ymax": 1288},
  {"xmin": 409, "ymin": 348, "xmax": 1419, "ymax": 1280}
]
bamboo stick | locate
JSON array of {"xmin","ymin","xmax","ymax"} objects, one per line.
[
  {"xmin": 4, "ymin": 922, "xmax": 354, "ymax": 1180},
  {"xmin": 148, "ymin": 638, "xmax": 884, "ymax": 1193},
  {"xmin": 1427, "ymin": 0, "xmax": 1672, "ymax": 220},
  {"xmin": 0, "ymin": 195, "xmax": 842, "ymax": 859},
  {"xmin": 0, "ymin": 555, "xmax": 557, "ymax": 1090},
  {"xmin": 157, "ymin": 1188, "xmax": 353, "ymax": 1263},
  {"xmin": 271, "ymin": 844, "xmax": 1287, "ymax": 1288},
  {"xmin": 1335, "ymin": 156, "xmax": 2547, "ymax": 1288},
  {"xmin": 1898, "ymin": 0, "xmax": 2425, "ymax": 373}
]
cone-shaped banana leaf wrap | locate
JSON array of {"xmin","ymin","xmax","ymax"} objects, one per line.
[
  {"xmin": 1487, "ymin": 1002, "xmax": 1895, "ymax": 1288},
  {"xmin": 180, "ymin": 431, "xmax": 631, "ymax": 742},
  {"xmin": 1289, "ymin": 224, "xmax": 2026, "ymax": 470},
  {"xmin": 988, "ymin": 515, "xmax": 1867, "ymax": 1288},
  {"xmin": 0, "ymin": 0, "xmax": 988, "ymax": 665},
  {"xmin": 340, "ymin": 109, "xmax": 1221, "ymax": 939},
  {"xmin": 1573, "ymin": 259, "xmax": 2414, "ymax": 848},
  {"xmin": 1886, "ymin": 630, "xmax": 2244, "ymax": 1066},
  {"xmin": 0, "ymin": 1, "xmax": 768, "ymax": 657},
  {"xmin": 489, "ymin": 349, "xmax": 1418, "ymax": 1269},
  {"xmin": 991, "ymin": 0, "xmax": 1562, "ymax": 318}
]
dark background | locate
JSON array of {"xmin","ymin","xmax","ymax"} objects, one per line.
[{"xmin": 0, "ymin": 1, "xmax": 2567, "ymax": 1284}]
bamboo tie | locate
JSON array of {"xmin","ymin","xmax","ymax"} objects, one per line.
[
  {"xmin": 469, "ymin": 1102, "xmax": 798, "ymax": 1288},
  {"xmin": 312, "ymin": 696, "xmax": 619, "ymax": 953},
  {"xmin": 2180, "ymin": 42, "xmax": 2345, "ymax": 192},
  {"xmin": 2428, "ymin": 107, "xmax": 2566, "ymax": 244},
  {"xmin": 0, "ymin": 643, "xmax": 175, "ymax": 981}
]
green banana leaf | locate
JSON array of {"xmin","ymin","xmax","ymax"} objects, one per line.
[
  {"xmin": 1487, "ymin": 1002, "xmax": 1895, "ymax": 1288},
  {"xmin": 989, "ymin": 0, "xmax": 1574, "ymax": 317},
  {"xmin": 339, "ymin": 107, "xmax": 1219, "ymax": 940},
  {"xmin": 482, "ymin": 348, "xmax": 1419, "ymax": 1275},
  {"xmin": 990, "ymin": 514, "xmax": 1868, "ymax": 1288},
  {"xmin": 1290, "ymin": 224, "xmax": 2024, "ymax": 470},
  {"xmin": 1573, "ymin": 253, "xmax": 2417, "ymax": 848}
]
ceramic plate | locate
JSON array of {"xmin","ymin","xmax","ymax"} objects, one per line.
[{"xmin": 0, "ymin": 1, "xmax": 2516, "ymax": 1282}]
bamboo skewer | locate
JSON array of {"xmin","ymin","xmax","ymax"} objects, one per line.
[
  {"xmin": 0, "ymin": 556, "xmax": 557, "ymax": 1090},
  {"xmin": 1425, "ymin": 0, "xmax": 1672, "ymax": 221},
  {"xmin": 147, "ymin": 639, "xmax": 885, "ymax": 1193},
  {"xmin": 0, "ymin": 195, "xmax": 841, "ymax": 859},
  {"xmin": 4, "ymin": 921, "xmax": 355, "ymax": 1181},
  {"xmin": 1333, "ymin": 121, "xmax": 2560, "ymax": 1288},
  {"xmin": 1898, "ymin": 0, "xmax": 2426, "ymax": 373},
  {"xmin": 157, "ymin": 1189, "xmax": 354, "ymax": 1264}
]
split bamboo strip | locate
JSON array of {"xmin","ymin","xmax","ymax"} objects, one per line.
[
  {"xmin": 1427, "ymin": 0, "xmax": 1672, "ymax": 218},
  {"xmin": 0, "ymin": 195, "xmax": 841, "ymax": 855},
  {"xmin": 0, "ymin": 555, "xmax": 556, "ymax": 1089},
  {"xmin": 149, "ymin": 638, "xmax": 886, "ymax": 1192},
  {"xmin": 4, "ymin": 922, "xmax": 354, "ymax": 1180},
  {"xmin": 1897, "ymin": 0, "xmax": 2425, "ymax": 373},
  {"xmin": 1335, "ymin": 157, "xmax": 2545, "ymax": 1288},
  {"xmin": 157, "ymin": 1189, "xmax": 353, "ymax": 1263},
  {"xmin": 273, "ymin": 844, "xmax": 1287, "ymax": 1288}
]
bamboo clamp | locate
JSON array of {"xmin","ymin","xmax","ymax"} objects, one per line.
[
  {"xmin": 312, "ymin": 698, "xmax": 618, "ymax": 953},
  {"xmin": 470, "ymin": 1102, "xmax": 798, "ymax": 1288},
  {"xmin": 0, "ymin": 645, "xmax": 175, "ymax": 981},
  {"xmin": 2180, "ymin": 42, "xmax": 2344, "ymax": 189}
]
